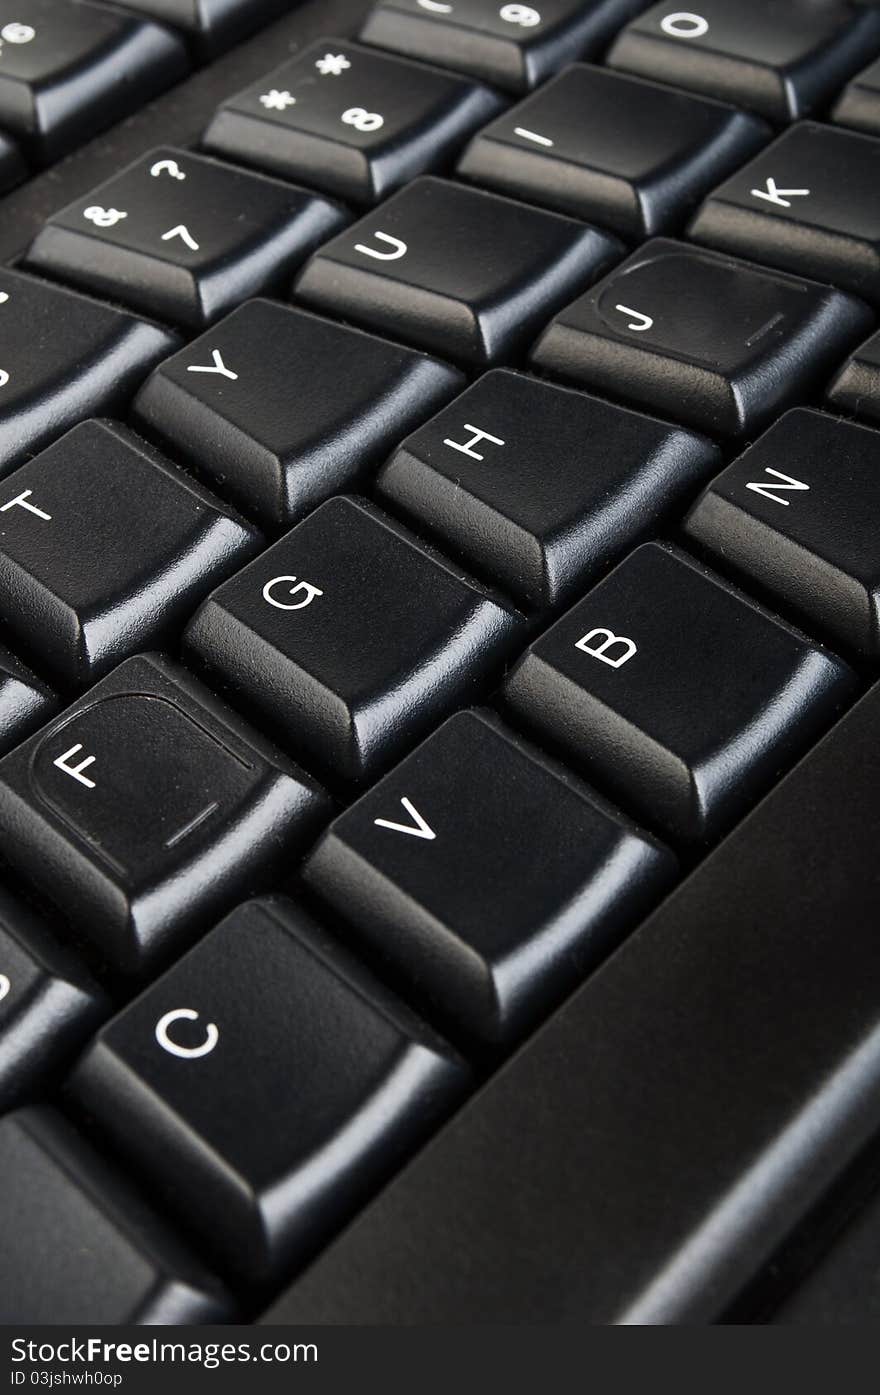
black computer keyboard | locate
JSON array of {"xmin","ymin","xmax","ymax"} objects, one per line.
[{"xmin": 3, "ymin": 0, "xmax": 880, "ymax": 1328}]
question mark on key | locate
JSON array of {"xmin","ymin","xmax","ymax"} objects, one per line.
[{"xmin": 151, "ymin": 159, "xmax": 186, "ymax": 181}]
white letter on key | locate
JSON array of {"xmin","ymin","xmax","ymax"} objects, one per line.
[
  {"xmin": 442, "ymin": 423, "xmax": 506, "ymax": 461},
  {"xmin": 0, "ymin": 489, "xmax": 51, "ymax": 520},
  {"xmin": 575, "ymin": 627, "xmax": 637, "ymax": 668},
  {"xmin": 262, "ymin": 576, "xmax": 324, "ymax": 610},
  {"xmin": 354, "ymin": 231, "xmax": 408, "ymax": 261},
  {"xmin": 53, "ymin": 743, "xmax": 97, "ymax": 788}
]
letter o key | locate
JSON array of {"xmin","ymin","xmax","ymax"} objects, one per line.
[{"xmin": 155, "ymin": 1008, "xmax": 219, "ymax": 1059}]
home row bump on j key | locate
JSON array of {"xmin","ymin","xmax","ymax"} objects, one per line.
[
  {"xmin": 0, "ymin": 0, "xmax": 189, "ymax": 165},
  {"xmin": 202, "ymin": 37, "xmax": 505, "ymax": 207},
  {"xmin": 530, "ymin": 238, "xmax": 873, "ymax": 436},
  {"xmin": 25, "ymin": 147, "xmax": 348, "ymax": 331}
]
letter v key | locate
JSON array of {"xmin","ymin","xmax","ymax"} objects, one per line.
[{"xmin": 374, "ymin": 796, "xmax": 436, "ymax": 840}]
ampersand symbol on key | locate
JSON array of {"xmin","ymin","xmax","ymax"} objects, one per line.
[{"xmin": 84, "ymin": 206, "xmax": 128, "ymax": 228}]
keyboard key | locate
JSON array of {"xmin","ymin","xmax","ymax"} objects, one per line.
[
  {"xmin": 0, "ymin": 420, "xmax": 262, "ymax": 687},
  {"xmin": 689, "ymin": 123, "xmax": 880, "ymax": 306},
  {"xmin": 117, "ymin": 0, "xmax": 288, "ymax": 59},
  {"xmin": 457, "ymin": 64, "xmax": 769, "ymax": 239},
  {"xmin": 503, "ymin": 542, "xmax": 855, "ymax": 844},
  {"xmin": 264, "ymin": 678, "xmax": 880, "ymax": 1326},
  {"xmin": 26, "ymin": 147, "xmax": 346, "ymax": 331},
  {"xmin": 305, "ymin": 710, "xmax": 676, "ymax": 1049},
  {"xmin": 0, "ymin": 886, "xmax": 107, "ymax": 1110},
  {"xmin": 531, "ymin": 238, "xmax": 872, "ymax": 436},
  {"xmin": 0, "ymin": 654, "xmax": 330, "ymax": 977},
  {"xmin": 376, "ymin": 369, "xmax": 719, "ymax": 611},
  {"xmin": 360, "ymin": 0, "xmax": 645, "ymax": 93},
  {"xmin": 0, "ymin": 129, "xmax": 24, "ymax": 193},
  {"xmin": 827, "ymin": 326, "xmax": 880, "ymax": 424},
  {"xmin": 772, "ymin": 1183, "xmax": 880, "ymax": 1325},
  {"xmin": 607, "ymin": 0, "xmax": 880, "ymax": 125},
  {"xmin": 0, "ymin": 1107, "xmax": 231, "ymax": 1323},
  {"xmin": 833, "ymin": 55, "xmax": 880, "ymax": 137},
  {"xmin": 684, "ymin": 409, "xmax": 880, "ymax": 662},
  {"xmin": 203, "ymin": 38, "xmax": 503, "ymax": 206},
  {"xmin": 0, "ymin": 0, "xmax": 188, "ymax": 163},
  {"xmin": 0, "ymin": 643, "xmax": 56, "ymax": 754},
  {"xmin": 69, "ymin": 896, "xmax": 469, "ymax": 1286},
  {"xmin": 0, "ymin": 266, "xmax": 179, "ymax": 479},
  {"xmin": 184, "ymin": 496, "xmax": 523, "ymax": 784},
  {"xmin": 132, "ymin": 300, "xmax": 463, "ymax": 529},
  {"xmin": 294, "ymin": 176, "xmax": 622, "ymax": 369}
]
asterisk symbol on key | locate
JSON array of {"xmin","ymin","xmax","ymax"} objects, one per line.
[
  {"xmin": 315, "ymin": 53, "xmax": 351, "ymax": 76},
  {"xmin": 259, "ymin": 88, "xmax": 296, "ymax": 111}
]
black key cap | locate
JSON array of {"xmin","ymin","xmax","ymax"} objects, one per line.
[
  {"xmin": 360, "ymin": 0, "xmax": 645, "ymax": 94},
  {"xmin": 772, "ymin": 1185, "xmax": 880, "ymax": 1325},
  {"xmin": 503, "ymin": 541, "xmax": 855, "ymax": 844},
  {"xmin": 0, "ymin": 886, "xmax": 107, "ymax": 1110},
  {"xmin": 0, "ymin": 642, "xmax": 56, "ymax": 753},
  {"xmin": 684, "ymin": 409, "xmax": 880, "ymax": 662},
  {"xmin": 607, "ymin": 0, "xmax": 880, "ymax": 126},
  {"xmin": 0, "ymin": 128, "xmax": 24, "ymax": 193},
  {"xmin": 0, "ymin": 266, "xmax": 178, "ymax": 478},
  {"xmin": 0, "ymin": 419, "xmax": 262, "ymax": 688},
  {"xmin": 70, "ymin": 896, "xmax": 469, "ymax": 1287},
  {"xmin": 117, "ymin": 0, "xmax": 288, "ymax": 60},
  {"xmin": 184, "ymin": 496, "xmax": 523, "ymax": 784},
  {"xmin": 457, "ymin": 64, "xmax": 769, "ymax": 239},
  {"xmin": 833, "ymin": 55, "xmax": 880, "ymax": 137},
  {"xmin": 531, "ymin": 238, "xmax": 872, "ymax": 437},
  {"xmin": 376, "ymin": 369, "xmax": 719, "ymax": 611},
  {"xmin": 689, "ymin": 123, "xmax": 880, "ymax": 306},
  {"xmin": 305, "ymin": 710, "xmax": 676, "ymax": 1050},
  {"xmin": 26, "ymin": 147, "xmax": 346, "ymax": 331},
  {"xmin": 0, "ymin": 654, "xmax": 330, "ymax": 977},
  {"xmin": 262, "ymin": 680, "xmax": 880, "ymax": 1326},
  {"xmin": 294, "ymin": 176, "xmax": 622, "ymax": 369},
  {"xmin": 0, "ymin": 0, "xmax": 188, "ymax": 163},
  {"xmin": 132, "ymin": 300, "xmax": 463, "ymax": 529},
  {"xmin": 827, "ymin": 326, "xmax": 880, "ymax": 424},
  {"xmin": 203, "ymin": 38, "xmax": 503, "ymax": 206},
  {"xmin": 0, "ymin": 1107, "xmax": 231, "ymax": 1323}
]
